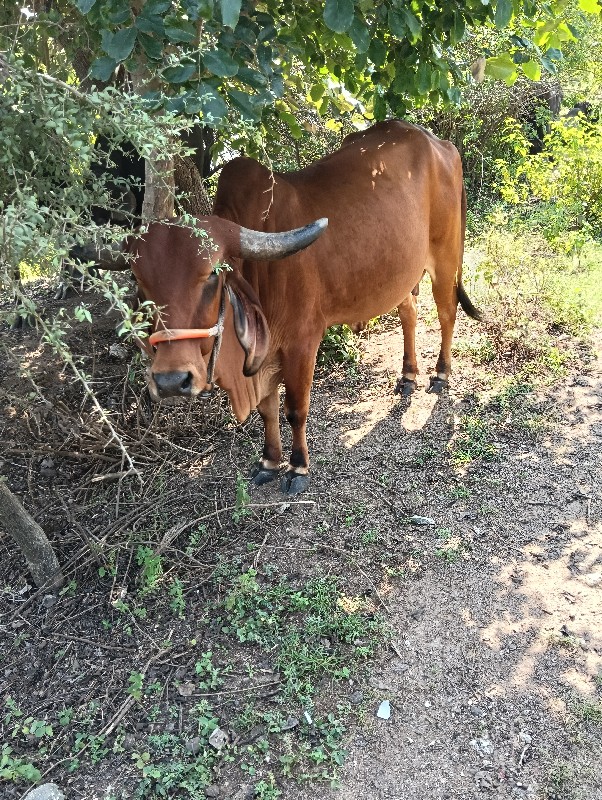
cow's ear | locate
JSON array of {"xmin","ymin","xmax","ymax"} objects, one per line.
[{"xmin": 226, "ymin": 273, "xmax": 270, "ymax": 377}]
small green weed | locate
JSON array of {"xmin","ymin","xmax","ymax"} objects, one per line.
[
  {"xmin": 543, "ymin": 761, "xmax": 576, "ymax": 799},
  {"xmin": 571, "ymin": 698, "xmax": 602, "ymax": 724},
  {"xmin": 169, "ymin": 577, "xmax": 185, "ymax": 618},
  {"xmin": 127, "ymin": 671, "xmax": 145, "ymax": 701},
  {"xmin": 317, "ymin": 325, "xmax": 361, "ymax": 367},
  {"xmin": 434, "ymin": 529, "xmax": 466, "ymax": 564},
  {"xmin": 195, "ymin": 651, "xmax": 225, "ymax": 691},
  {"xmin": 450, "ymin": 415, "xmax": 497, "ymax": 466},
  {"xmin": 0, "ymin": 745, "xmax": 41, "ymax": 784},
  {"xmin": 136, "ymin": 546, "xmax": 163, "ymax": 594},
  {"xmin": 233, "ymin": 472, "xmax": 251, "ymax": 522},
  {"xmin": 361, "ymin": 528, "xmax": 379, "ymax": 546}
]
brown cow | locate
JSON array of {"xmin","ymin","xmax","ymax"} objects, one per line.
[{"xmin": 107, "ymin": 120, "xmax": 481, "ymax": 494}]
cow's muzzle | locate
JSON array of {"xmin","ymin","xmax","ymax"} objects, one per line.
[{"xmin": 153, "ymin": 370, "xmax": 194, "ymax": 398}]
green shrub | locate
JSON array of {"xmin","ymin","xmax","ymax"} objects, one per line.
[
  {"xmin": 497, "ymin": 118, "xmax": 602, "ymax": 237},
  {"xmin": 317, "ymin": 325, "xmax": 361, "ymax": 367}
]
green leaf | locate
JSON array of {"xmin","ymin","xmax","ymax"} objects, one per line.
[
  {"xmin": 522, "ymin": 59, "xmax": 541, "ymax": 80},
  {"xmin": 228, "ymin": 89, "xmax": 261, "ymax": 121},
  {"xmin": 279, "ymin": 110, "xmax": 303, "ymax": 139},
  {"xmin": 90, "ymin": 56, "xmax": 118, "ymax": 81},
  {"xmin": 101, "ymin": 27, "xmax": 137, "ymax": 61},
  {"xmin": 388, "ymin": 8, "xmax": 407, "ymax": 39},
  {"xmin": 578, "ymin": 0, "xmax": 601, "ymax": 12},
  {"xmin": 324, "ymin": 0, "xmax": 354, "ymax": 34},
  {"xmin": 220, "ymin": 0, "xmax": 242, "ymax": 29},
  {"xmin": 401, "ymin": 8, "xmax": 422, "ymax": 41},
  {"xmin": 416, "ymin": 62, "xmax": 431, "ymax": 95},
  {"xmin": 494, "ymin": 0, "xmax": 513, "ymax": 29},
  {"xmin": 310, "ymin": 84, "xmax": 325, "ymax": 102},
  {"xmin": 135, "ymin": 15, "xmax": 165, "ymax": 36},
  {"xmin": 143, "ymin": 0, "xmax": 172, "ymax": 14},
  {"xmin": 349, "ymin": 17, "xmax": 370, "ymax": 52},
  {"xmin": 162, "ymin": 63, "xmax": 197, "ymax": 83},
  {"xmin": 75, "ymin": 0, "xmax": 97, "ymax": 13},
  {"xmin": 485, "ymin": 53, "xmax": 518, "ymax": 83},
  {"xmin": 164, "ymin": 23, "xmax": 197, "ymax": 43},
  {"xmin": 203, "ymin": 49, "xmax": 239, "ymax": 77},
  {"xmin": 452, "ymin": 12, "xmax": 465, "ymax": 43},
  {"xmin": 545, "ymin": 47, "xmax": 562, "ymax": 62},
  {"xmin": 137, "ymin": 32, "xmax": 163, "ymax": 60},
  {"xmin": 237, "ymin": 67, "xmax": 267, "ymax": 89},
  {"xmin": 373, "ymin": 92, "xmax": 387, "ymax": 121},
  {"xmin": 199, "ymin": 86, "xmax": 229, "ymax": 122},
  {"xmin": 368, "ymin": 38, "xmax": 387, "ymax": 67}
]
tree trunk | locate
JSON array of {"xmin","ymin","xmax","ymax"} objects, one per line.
[
  {"xmin": 0, "ymin": 482, "xmax": 64, "ymax": 589},
  {"xmin": 174, "ymin": 155, "xmax": 213, "ymax": 215},
  {"xmin": 143, "ymin": 153, "xmax": 176, "ymax": 220}
]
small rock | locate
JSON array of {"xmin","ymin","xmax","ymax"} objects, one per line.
[
  {"xmin": 376, "ymin": 699, "xmax": 391, "ymax": 720},
  {"xmin": 583, "ymin": 572, "xmax": 601, "ymax": 587},
  {"xmin": 408, "ymin": 515, "xmax": 435, "ymax": 526},
  {"xmin": 177, "ymin": 681, "xmax": 196, "ymax": 697},
  {"xmin": 470, "ymin": 736, "xmax": 494, "ymax": 756},
  {"xmin": 205, "ymin": 787, "xmax": 220, "ymax": 799},
  {"xmin": 23, "ymin": 784, "xmax": 65, "ymax": 800},
  {"xmin": 39, "ymin": 458, "xmax": 57, "ymax": 478},
  {"xmin": 186, "ymin": 736, "xmax": 201, "ymax": 755},
  {"xmin": 518, "ymin": 732, "xmax": 532, "ymax": 744},
  {"xmin": 208, "ymin": 727, "xmax": 228, "ymax": 751},
  {"xmin": 280, "ymin": 716, "xmax": 299, "ymax": 731},
  {"xmin": 349, "ymin": 690, "xmax": 364, "ymax": 705},
  {"xmin": 109, "ymin": 343, "xmax": 128, "ymax": 361},
  {"xmin": 469, "ymin": 705, "xmax": 485, "ymax": 717},
  {"xmin": 41, "ymin": 594, "xmax": 58, "ymax": 609}
]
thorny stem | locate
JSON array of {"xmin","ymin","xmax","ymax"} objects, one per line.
[{"xmin": 9, "ymin": 283, "xmax": 141, "ymax": 483}]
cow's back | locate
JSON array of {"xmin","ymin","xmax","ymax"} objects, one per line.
[{"xmin": 214, "ymin": 120, "xmax": 464, "ymax": 329}]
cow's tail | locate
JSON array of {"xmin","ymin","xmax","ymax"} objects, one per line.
[{"xmin": 456, "ymin": 185, "xmax": 483, "ymax": 322}]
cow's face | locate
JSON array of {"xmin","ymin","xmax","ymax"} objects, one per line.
[
  {"xmin": 124, "ymin": 216, "xmax": 328, "ymax": 402},
  {"xmin": 132, "ymin": 223, "xmax": 227, "ymax": 401}
]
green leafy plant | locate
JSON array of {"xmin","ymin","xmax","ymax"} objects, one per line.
[
  {"xmin": 0, "ymin": 745, "xmax": 41, "ymax": 784},
  {"xmin": 317, "ymin": 325, "xmax": 361, "ymax": 367}
]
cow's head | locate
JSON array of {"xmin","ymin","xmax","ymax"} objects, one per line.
[{"xmin": 101, "ymin": 215, "xmax": 327, "ymax": 408}]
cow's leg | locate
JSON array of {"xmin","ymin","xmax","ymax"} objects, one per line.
[
  {"xmin": 280, "ymin": 346, "xmax": 318, "ymax": 495},
  {"xmin": 428, "ymin": 276, "xmax": 458, "ymax": 394},
  {"xmin": 250, "ymin": 388, "xmax": 282, "ymax": 485},
  {"xmin": 394, "ymin": 292, "xmax": 419, "ymax": 396}
]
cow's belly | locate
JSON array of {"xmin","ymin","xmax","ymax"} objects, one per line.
[{"xmin": 321, "ymin": 257, "xmax": 426, "ymax": 327}]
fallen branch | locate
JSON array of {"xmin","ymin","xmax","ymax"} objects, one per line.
[{"xmin": 0, "ymin": 481, "xmax": 64, "ymax": 589}]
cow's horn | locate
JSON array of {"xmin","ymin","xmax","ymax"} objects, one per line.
[{"xmin": 238, "ymin": 218, "xmax": 328, "ymax": 260}]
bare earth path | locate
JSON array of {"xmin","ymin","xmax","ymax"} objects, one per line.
[{"xmin": 298, "ymin": 320, "xmax": 602, "ymax": 800}]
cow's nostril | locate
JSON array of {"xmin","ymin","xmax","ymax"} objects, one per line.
[{"xmin": 153, "ymin": 371, "xmax": 194, "ymax": 398}]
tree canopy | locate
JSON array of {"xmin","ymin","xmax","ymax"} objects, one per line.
[{"xmin": 3, "ymin": 0, "xmax": 601, "ymax": 150}]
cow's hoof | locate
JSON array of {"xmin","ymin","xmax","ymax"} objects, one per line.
[
  {"xmin": 250, "ymin": 463, "xmax": 279, "ymax": 486},
  {"xmin": 10, "ymin": 313, "xmax": 36, "ymax": 330},
  {"xmin": 394, "ymin": 377, "xmax": 417, "ymax": 397},
  {"xmin": 280, "ymin": 471, "xmax": 310, "ymax": 495},
  {"xmin": 426, "ymin": 376, "xmax": 449, "ymax": 394},
  {"xmin": 54, "ymin": 283, "xmax": 75, "ymax": 301}
]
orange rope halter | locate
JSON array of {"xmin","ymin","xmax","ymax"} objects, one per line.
[{"xmin": 148, "ymin": 324, "xmax": 222, "ymax": 347}]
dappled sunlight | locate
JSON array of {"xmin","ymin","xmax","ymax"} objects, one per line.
[
  {"xmin": 400, "ymin": 390, "xmax": 439, "ymax": 431},
  {"xmin": 480, "ymin": 522, "xmax": 602, "ymax": 698}
]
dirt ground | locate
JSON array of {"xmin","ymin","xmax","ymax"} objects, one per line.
[{"xmin": 1, "ymin": 279, "xmax": 601, "ymax": 800}]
